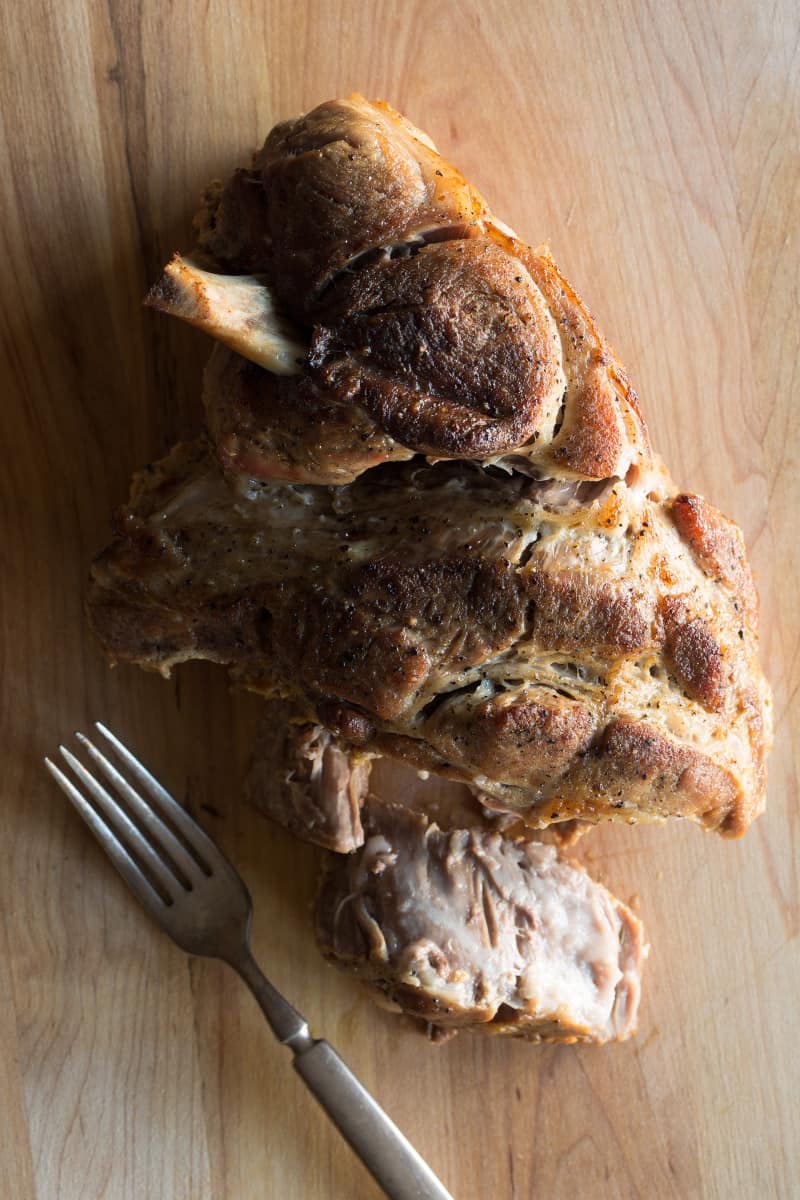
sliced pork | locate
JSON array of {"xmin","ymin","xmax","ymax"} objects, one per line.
[{"xmin": 246, "ymin": 702, "xmax": 371, "ymax": 853}]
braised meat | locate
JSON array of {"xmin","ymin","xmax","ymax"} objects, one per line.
[
  {"xmin": 315, "ymin": 796, "xmax": 644, "ymax": 1043},
  {"xmin": 246, "ymin": 706, "xmax": 631, "ymax": 1043}
]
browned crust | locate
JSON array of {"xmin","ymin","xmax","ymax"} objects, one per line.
[
  {"xmin": 526, "ymin": 568, "xmax": 656, "ymax": 657},
  {"xmin": 204, "ymin": 345, "xmax": 412, "ymax": 485},
  {"xmin": 270, "ymin": 557, "xmax": 525, "ymax": 721},
  {"xmin": 87, "ymin": 582, "xmax": 266, "ymax": 672},
  {"xmin": 87, "ymin": 426, "xmax": 769, "ymax": 838},
  {"xmin": 548, "ymin": 368, "xmax": 624, "ymax": 477},
  {"xmin": 662, "ymin": 596, "xmax": 724, "ymax": 711},
  {"xmin": 86, "ymin": 592, "xmax": 203, "ymax": 669},
  {"xmin": 565, "ymin": 718, "xmax": 746, "ymax": 835},
  {"xmin": 368, "ymin": 730, "xmax": 450, "ymax": 775},
  {"xmin": 254, "ymin": 95, "xmax": 492, "ymax": 316},
  {"xmin": 670, "ymin": 493, "xmax": 758, "ymax": 621},
  {"xmin": 422, "ymin": 688, "xmax": 595, "ymax": 789},
  {"xmin": 193, "ymin": 168, "xmax": 272, "ymax": 274},
  {"xmin": 317, "ymin": 702, "xmax": 377, "ymax": 746},
  {"xmin": 184, "ymin": 101, "xmax": 652, "ymax": 482},
  {"xmin": 309, "ymin": 238, "xmax": 563, "ymax": 458},
  {"xmin": 494, "ymin": 239, "xmax": 651, "ymax": 478},
  {"xmin": 366, "ymin": 711, "xmax": 749, "ymax": 837}
]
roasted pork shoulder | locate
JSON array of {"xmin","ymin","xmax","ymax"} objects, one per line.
[{"xmin": 86, "ymin": 95, "xmax": 772, "ymax": 1044}]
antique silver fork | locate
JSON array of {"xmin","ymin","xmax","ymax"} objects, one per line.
[{"xmin": 45, "ymin": 723, "xmax": 453, "ymax": 1200}]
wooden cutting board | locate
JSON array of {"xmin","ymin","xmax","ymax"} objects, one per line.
[{"xmin": 1, "ymin": 3, "xmax": 797, "ymax": 1197}]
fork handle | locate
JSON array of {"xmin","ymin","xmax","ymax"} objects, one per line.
[
  {"xmin": 293, "ymin": 1037, "xmax": 454, "ymax": 1200},
  {"xmin": 233, "ymin": 952, "xmax": 453, "ymax": 1199}
]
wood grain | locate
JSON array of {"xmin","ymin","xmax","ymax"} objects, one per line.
[{"xmin": 1, "ymin": 1, "xmax": 797, "ymax": 1196}]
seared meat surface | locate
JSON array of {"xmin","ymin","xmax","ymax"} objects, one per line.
[
  {"xmin": 150, "ymin": 95, "xmax": 647, "ymax": 484},
  {"xmin": 307, "ymin": 236, "xmax": 564, "ymax": 459},
  {"xmin": 315, "ymin": 796, "xmax": 644, "ymax": 1043},
  {"xmin": 217, "ymin": 95, "xmax": 493, "ymax": 315},
  {"xmin": 88, "ymin": 435, "xmax": 769, "ymax": 837},
  {"xmin": 203, "ymin": 343, "xmax": 414, "ymax": 485}
]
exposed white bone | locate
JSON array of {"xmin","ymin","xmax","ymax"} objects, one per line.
[{"xmin": 145, "ymin": 254, "xmax": 307, "ymax": 375}]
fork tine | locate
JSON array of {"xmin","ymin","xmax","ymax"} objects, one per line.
[
  {"xmin": 94, "ymin": 722, "xmax": 219, "ymax": 869},
  {"xmin": 58, "ymin": 746, "xmax": 180, "ymax": 901},
  {"xmin": 45, "ymin": 757, "xmax": 168, "ymax": 915},
  {"xmin": 76, "ymin": 732, "xmax": 206, "ymax": 885}
]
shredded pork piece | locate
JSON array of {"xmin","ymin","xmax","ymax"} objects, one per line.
[{"xmin": 316, "ymin": 798, "xmax": 645, "ymax": 1043}]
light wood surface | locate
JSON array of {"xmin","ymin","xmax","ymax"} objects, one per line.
[{"xmin": 1, "ymin": 3, "xmax": 798, "ymax": 1197}]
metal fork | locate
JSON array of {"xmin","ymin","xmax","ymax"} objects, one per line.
[{"xmin": 45, "ymin": 723, "xmax": 453, "ymax": 1200}]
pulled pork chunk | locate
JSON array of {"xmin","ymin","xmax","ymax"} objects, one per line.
[{"xmin": 316, "ymin": 797, "xmax": 645, "ymax": 1044}]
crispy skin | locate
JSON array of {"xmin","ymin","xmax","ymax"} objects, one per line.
[
  {"xmin": 87, "ymin": 440, "xmax": 771, "ymax": 837},
  {"xmin": 557, "ymin": 719, "xmax": 744, "ymax": 833}
]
